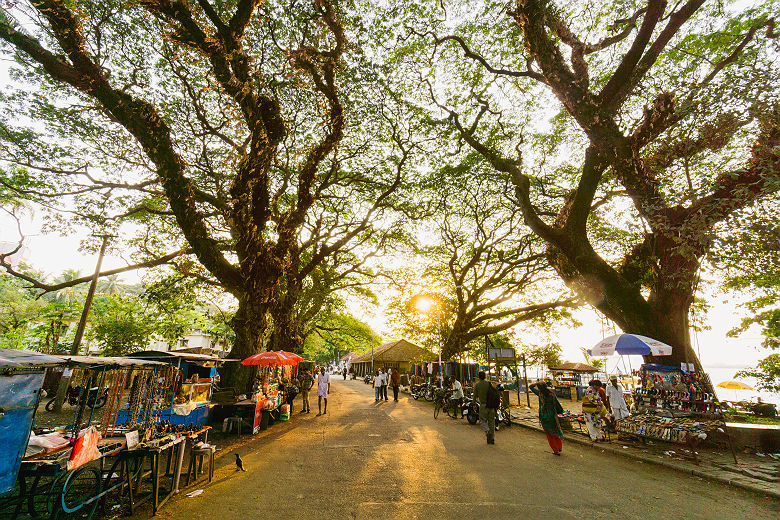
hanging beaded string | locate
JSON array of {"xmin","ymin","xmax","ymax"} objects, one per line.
[
  {"xmin": 98, "ymin": 370, "xmax": 118, "ymax": 434},
  {"xmin": 128, "ymin": 370, "xmax": 148, "ymax": 427}
]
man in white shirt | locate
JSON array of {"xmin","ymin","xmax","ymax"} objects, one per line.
[
  {"xmin": 380, "ymin": 369, "xmax": 389, "ymax": 401},
  {"xmin": 373, "ymin": 370, "xmax": 383, "ymax": 401},
  {"xmin": 316, "ymin": 367, "xmax": 331, "ymax": 416},
  {"xmin": 606, "ymin": 375, "xmax": 629, "ymax": 420},
  {"xmin": 450, "ymin": 376, "xmax": 465, "ymax": 418}
]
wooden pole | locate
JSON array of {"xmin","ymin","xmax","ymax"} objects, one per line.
[
  {"xmin": 522, "ymin": 353, "xmax": 530, "ymax": 407},
  {"xmin": 53, "ymin": 234, "xmax": 112, "ymax": 412},
  {"xmin": 70, "ymin": 234, "xmax": 111, "ymax": 355}
]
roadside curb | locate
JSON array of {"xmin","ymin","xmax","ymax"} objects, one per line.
[{"xmin": 512, "ymin": 417, "xmax": 780, "ymax": 499}]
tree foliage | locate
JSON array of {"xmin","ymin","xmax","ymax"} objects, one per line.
[
  {"xmin": 736, "ymin": 353, "xmax": 780, "ymax": 393},
  {"xmin": 387, "ymin": 0, "xmax": 780, "ymax": 373},
  {"xmin": 0, "ymin": 0, "xmax": 413, "ymax": 389}
]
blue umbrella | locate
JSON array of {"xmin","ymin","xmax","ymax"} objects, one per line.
[{"xmin": 588, "ymin": 334, "xmax": 673, "ymax": 357}]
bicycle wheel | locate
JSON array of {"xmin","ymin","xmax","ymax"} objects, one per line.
[
  {"xmin": 424, "ymin": 386, "xmax": 434, "ymax": 402},
  {"xmin": 433, "ymin": 400, "xmax": 442, "ymax": 419},
  {"xmin": 446, "ymin": 400, "xmax": 459, "ymax": 418}
]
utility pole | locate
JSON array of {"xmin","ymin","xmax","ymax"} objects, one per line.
[{"xmin": 53, "ymin": 234, "xmax": 113, "ymax": 412}]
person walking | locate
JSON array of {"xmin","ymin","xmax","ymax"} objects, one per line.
[
  {"xmin": 316, "ymin": 366, "xmax": 330, "ymax": 416},
  {"xmin": 381, "ymin": 369, "xmax": 389, "ymax": 401},
  {"xmin": 298, "ymin": 367, "xmax": 314, "ymax": 414},
  {"xmin": 390, "ymin": 368, "xmax": 401, "ymax": 402},
  {"xmin": 582, "ymin": 380, "xmax": 608, "ymax": 441},
  {"xmin": 473, "ymin": 371, "xmax": 496, "ymax": 444},
  {"xmin": 530, "ymin": 381, "xmax": 564, "ymax": 455},
  {"xmin": 373, "ymin": 369, "xmax": 383, "ymax": 402},
  {"xmin": 343, "ymin": 368, "xmax": 347, "ymax": 380},
  {"xmin": 606, "ymin": 375, "xmax": 629, "ymax": 420}
]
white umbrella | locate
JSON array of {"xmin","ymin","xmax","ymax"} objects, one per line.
[{"xmin": 589, "ymin": 334, "xmax": 673, "ymax": 357}]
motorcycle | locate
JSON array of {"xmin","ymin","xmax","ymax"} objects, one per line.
[
  {"xmin": 363, "ymin": 374, "xmax": 372, "ymax": 385},
  {"xmin": 463, "ymin": 395, "xmax": 479, "ymax": 424},
  {"xmin": 45, "ymin": 385, "xmax": 108, "ymax": 412},
  {"xmin": 463, "ymin": 386, "xmax": 511, "ymax": 428}
]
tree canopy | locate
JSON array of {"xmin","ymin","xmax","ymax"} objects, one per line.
[{"xmin": 1, "ymin": 1, "xmax": 778, "ymax": 382}]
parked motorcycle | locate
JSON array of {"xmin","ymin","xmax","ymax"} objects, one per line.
[
  {"xmin": 363, "ymin": 374, "xmax": 372, "ymax": 385},
  {"xmin": 45, "ymin": 385, "xmax": 108, "ymax": 411},
  {"xmin": 463, "ymin": 386, "xmax": 511, "ymax": 427},
  {"xmin": 463, "ymin": 395, "xmax": 479, "ymax": 424}
]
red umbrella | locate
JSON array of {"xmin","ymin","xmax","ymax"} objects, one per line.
[
  {"xmin": 241, "ymin": 350, "xmax": 305, "ymax": 366},
  {"xmin": 280, "ymin": 351, "xmax": 304, "ymax": 363},
  {"xmin": 242, "ymin": 351, "xmax": 297, "ymax": 366}
]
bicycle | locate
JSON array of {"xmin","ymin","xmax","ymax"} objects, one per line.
[{"xmin": 433, "ymin": 389, "xmax": 460, "ymax": 419}]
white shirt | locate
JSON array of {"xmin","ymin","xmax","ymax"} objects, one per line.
[
  {"xmin": 451, "ymin": 380, "xmax": 464, "ymax": 399},
  {"xmin": 380, "ymin": 372, "xmax": 388, "ymax": 385},
  {"xmin": 317, "ymin": 373, "xmax": 330, "ymax": 396},
  {"xmin": 606, "ymin": 384, "xmax": 627, "ymax": 408},
  {"xmin": 373, "ymin": 375, "xmax": 383, "ymax": 388}
]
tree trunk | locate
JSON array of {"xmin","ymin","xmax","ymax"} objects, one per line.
[
  {"xmin": 267, "ymin": 269, "xmax": 304, "ymax": 354},
  {"xmin": 267, "ymin": 308, "xmax": 304, "ymax": 353},
  {"xmin": 220, "ymin": 297, "xmax": 267, "ymax": 394}
]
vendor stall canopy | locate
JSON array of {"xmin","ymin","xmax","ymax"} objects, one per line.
[
  {"xmin": 0, "ymin": 349, "xmax": 65, "ymax": 369},
  {"xmin": 548, "ymin": 362, "xmax": 601, "ymax": 373},
  {"xmin": 126, "ymin": 350, "xmax": 236, "ymax": 367},
  {"xmin": 588, "ymin": 334, "xmax": 673, "ymax": 357}
]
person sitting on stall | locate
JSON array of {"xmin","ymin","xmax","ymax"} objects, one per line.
[
  {"xmin": 582, "ymin": 380, "xmax": 608, "ymax": 442},
  {"xmin": 449, "ymin": 376, "xmax": 464, "ymax": 417},
  {"xmin": 283, "ymin": 377, "xmax": 299, "ymax": 414}
]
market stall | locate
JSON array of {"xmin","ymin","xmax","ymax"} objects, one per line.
[
  {"xmin": 241, "ymin": 351, "xmax": 304, "ymax": 433},
  {"xmin": 0, "ymin": 349, "xmax": 213, "ymax": 519},
  {"xmin": 614, "ymin": 362, "xmax": 736, "ymax": 463},
  {"xmin": 548, "ymin": 362, "xmax": 601, "ymax": 400},
  {"xmin": 123, "ymin": 351, "xmax": 230, "ymax": 426}
]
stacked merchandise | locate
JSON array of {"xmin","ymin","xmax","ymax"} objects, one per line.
[
  {"xmin": 616, "ymin": 414, "xmax": 719, "ymax": 443},
  {"xmin": 633, "ymin": 364, "xmax": 719, "ymax": 413}
]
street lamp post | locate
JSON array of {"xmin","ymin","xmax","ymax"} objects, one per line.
[{"xmin": 436, "ymin": 307, "xmax": 443, "ymax": 388}]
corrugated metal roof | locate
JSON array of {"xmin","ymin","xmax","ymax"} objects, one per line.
[
  {"xmin": 64, "ymin": 355, "xmax": 165, "ymax": 367},
  {"xmin": 0, "ymin": 349, "xmax": 66, "ymax": 368}
]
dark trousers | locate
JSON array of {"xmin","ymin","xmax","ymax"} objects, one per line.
[
  {"xmin": 392, "ymin": 385, "xmax": 399, "ymax": 401},
  {"xmin": 382, "ymin": 385, "xmax": 388, "ymax": 400}
]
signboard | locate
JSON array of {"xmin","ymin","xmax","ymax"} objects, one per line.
[
  {"xmin": 488, "ymin": 348, "xmax": 516, "ymax": 361},
  {"xmin": 253, "ymin": 396, "xmax": 264, "ymax": 434}
]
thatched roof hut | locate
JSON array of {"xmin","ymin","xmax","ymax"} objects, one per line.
[{"xmin": 350, "ymin": 339, "xmax": 436, "ymax": 376}]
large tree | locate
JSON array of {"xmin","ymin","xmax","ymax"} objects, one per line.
[
  {"xmin": 395, "ymin": 169, "xmax": 576, "ymax": 360},
  {"xmin": 0, "ymin": 0, "xmax": 403, "ymax": 389},
  {"xmin": 394, "ymin": 0, "xmax": 780, "ymax": 372}
]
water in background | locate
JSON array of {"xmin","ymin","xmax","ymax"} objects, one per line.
[{"xmin": 704, "ymin": 366, "xmax": 780, "ymax": 406}]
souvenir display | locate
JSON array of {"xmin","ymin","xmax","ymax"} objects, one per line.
[
  {"xmin": 633, "ymin": 364, "xmax": 718, "ymax": 413},
  {"xmin": 616, "ymin": 413, "xmax": 718, "ymax": 443}
]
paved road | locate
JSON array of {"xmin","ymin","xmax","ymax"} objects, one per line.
[{"xmin": 151, "ymin": 378, "xmax": 778, "ymax": 520}]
